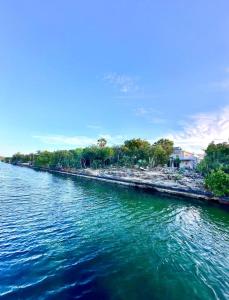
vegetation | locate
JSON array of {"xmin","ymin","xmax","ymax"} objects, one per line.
[
  {"xmin": 197, "ymin": 142, "xmax": 229, "ymax": 196},
  {"xmin": 4, "ymin": 139, "xmax": 229, "ymax": 197},
  {"xmin": 197, "ymin": 142, "xmax": 229, "ymax": 175},
  {"xmin": 5, "ymin": 138, "xmax": 174, "ymax": 170},
  {"xmin": 205, "ymin": 170, "xmax": 229, "ymax": 197}
]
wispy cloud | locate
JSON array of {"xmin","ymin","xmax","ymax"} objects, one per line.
[
  {"xmin": 103, "ymin": 72, "xmax": 139, "ymax": 93},
  {"xmin": 32, "ymin": 107, "xmax": 229, "ymax": 153},
  {"xmin": 134, "ymin": 107, "xmax": 166, "ymax": 124},
  {"xmin": 33, "ymin": 135, "xmax": 96, "ymax": 147},
  {"xmin": 87, "ymin": 124, "xmax": 102, "ymax": 130},
  {"xmin": 114, "ymin": 93, "xmax": 159, "ymax": 100},
  {"xmin": 165, "ymin": 106, "xmax": 229, "ymax": 153},
  {"xmin": 33, "ymin": 134, "xmax": 126, "ymax": 148},
  {"xmin": 103, "ymin": 72, "xmax": 160, "ymax": 101},
  {"xmin": 212, "ymin": 78, "xmax": 229, "ymax": 91},
  {"xmin": 211, "ymin": 67, "xmax": 229, "ymax": 91}
]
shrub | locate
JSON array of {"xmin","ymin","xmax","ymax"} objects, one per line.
[{"xmin": 205, "ymin": 170, "xmax": 229, "ymax": 197}]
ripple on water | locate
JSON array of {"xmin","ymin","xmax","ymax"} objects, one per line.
[{"xmin": 0, "ymin": 162, "xmax": 229, "ymax": 300}]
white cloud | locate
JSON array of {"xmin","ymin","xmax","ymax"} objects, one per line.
[
  {"xmin": 134, "ymin": 107, "xmax": 166, "ymax": 124},
  {"xmin": 134, "ymin": 107, "xmax": 149, "ymax": 116},
  {"xmin": 87, "ymin": 124, "xmax": 102, "ymax": 130},
  {"xmin": 103, "ymin": 72, "xmax": 139, "ymax": 93},
  {"xmin": 33, "ymin": 134, "xmax": 126, "ymax": 148},
  {"xmin": 166, "ymin": 106, "xmax": 229, "ymax": 153}
]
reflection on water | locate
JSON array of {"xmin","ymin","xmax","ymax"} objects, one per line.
[{"xmin": 0, "ymin": 163, "xmax": 228, "ymax": 300}]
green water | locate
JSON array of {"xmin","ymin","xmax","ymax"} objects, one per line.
[{"xmin": 0, "ymin": 162, "xmax": 228, "ymax": 299}]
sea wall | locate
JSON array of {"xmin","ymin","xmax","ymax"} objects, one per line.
[{"xmin": 15, "ymin": 163, "xmax": 229, "ymax": 205}]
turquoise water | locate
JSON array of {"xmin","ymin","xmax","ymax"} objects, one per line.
[{"xmin": 0, "ymin": 163, "xmax": 228, "ymax": 300}]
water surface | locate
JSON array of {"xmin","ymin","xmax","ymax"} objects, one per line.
[{"xmin": 0, "ymin": 163, "xmax": 228, "ymax": 299}]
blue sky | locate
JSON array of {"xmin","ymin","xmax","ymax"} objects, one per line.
[{"xmin": 0, "ymin": 0, "xmax": 229, "ymax": 156}]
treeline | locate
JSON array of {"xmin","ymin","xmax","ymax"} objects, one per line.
[
  {"xmin": 5, "ymin": 139, "xmax": 229, "ymax": 197},
  {"xmin": 7, "ymin": 138, "xmax": 174, "ymax": 169},
  {"xmin": 197, "ymin": 142, "xmax": 229, "ymax": 196}
]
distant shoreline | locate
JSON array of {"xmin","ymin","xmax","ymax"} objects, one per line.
[{"xmin": 11, "ymin": 163, "xmax": 229, "ymax": 206}]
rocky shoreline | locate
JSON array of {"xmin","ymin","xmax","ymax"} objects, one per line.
[{"xmin": 16, "ymin": 163, "xmax": 229, "ymax": 205}]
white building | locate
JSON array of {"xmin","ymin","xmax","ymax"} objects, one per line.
[{"xmin": 169, "ymin": 147, "xmax": 198, "ymax": 169}]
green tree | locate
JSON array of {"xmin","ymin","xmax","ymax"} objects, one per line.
[
  {"xmin": 205, "ymin": 169, "xmax": 229, "ymax": 197},
  {"xmin": 97, "ymin": 138, "xmax": 107, "ymax": 148},
  {"xmin": 97, "ymin": 147, "xmax": 114, "ymax": 167},
  {"xmin": 197, "ymin": 142, "xmax": 229, "ymax": 175},
  {"xmin": 34, "ymin": 151, "xmax": 52, "ymax": 168},
  {"xmin": 197, "ymin": 142, "xmax": 229, "ymax": 197},
  {"xmin": 123, "ymin": 138, "xmax": 151, "ymax": 165},
  {"xmin": 82, "ymin": 146, "xmax": 99, "ymax": 167},
  {"xmin": 70, "ymin": 148, "xmax": 83, "ymax": 168},
  {"xmin": 11, "ymin": 152, "xmax": 32, "ymax": 164},
  {"xmin": 153, "ymin": 139, "xmax": 174, "ymax": 156},
  {"xmin": 112, "ymin": 146, "xmax": 124, "ymax": 164},
  {"xmin": 150, "ymin": 145, "xmax": 168, "ymax": 167},
  {"xmin": 8, "ymin": 136, "xmax": 176, "ymax": 170}
]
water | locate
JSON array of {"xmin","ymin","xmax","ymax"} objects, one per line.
[{"xmin": 0, "ymin": 163, "xmax": 228, "ymax": 300}]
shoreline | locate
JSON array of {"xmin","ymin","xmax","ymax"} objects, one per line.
[{"xmin": 13, "ymin": 163, "xmax": 229, "ymax": 205}]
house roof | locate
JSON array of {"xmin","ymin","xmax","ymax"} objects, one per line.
[{"xmin": 179, "ymin": 158, "xmax": 196, "ymax": 161}]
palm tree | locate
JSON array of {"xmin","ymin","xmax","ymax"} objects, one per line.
[{"xmin": 97, "ymin": 138, "xmax": 107, "ymax": 148}]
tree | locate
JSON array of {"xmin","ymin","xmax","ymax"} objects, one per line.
[
  {"xmin": 97, "ymin": 138, "xmax": 107, "ymax": 148},
  {"xmin": 197, "ymin": 142, "xmax": 229, "ymax": 197},
  {"xmin": 49, "ymin": 150, "xmax": 74, "ymax": 169},
  {"xmin": 197, "ymin": 142, "xmax": 229, "ymax": 175},
  {"xmin": 34, "ymin": 151, "xmax": 52, "ymax": 168},
  {"xmin": 123, "ymin": 138, "xmax": 151, "ymax": 165},
  {"xmin": 112, "ymin": 146, "xmax": 124, "ymax": 164},
  {"xmin": 97, "ymin": 147, "xmax": 114, "ymax": 167},
  {"xmin": 205, "ymin": 169, "xmax": 229, "ymax": 197},
  {"xmin": 82, "ymin": 146, "xmax": 99, "ymax": 167},
  {"xmin": 11, "ymin": 152, "xmax": 32, "ymax": 164},
  {"xmin": 153, "ymin": 139, "xmax": 174, "ymax": 156},
  {"xmin": 8, "ymin": 136, "xmax": 176, "ymax": 170},
  {"xmin": 149, "ymin": 145, "xmax": 168, "ymax": 167},
  {"xmin": 70, "ymin": 148, "xmax": 83, "ymax": 168}
]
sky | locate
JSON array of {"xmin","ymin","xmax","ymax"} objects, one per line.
[{"xmin": 0, "ymin": 0, "xmax": 229, "ymax": 156}]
